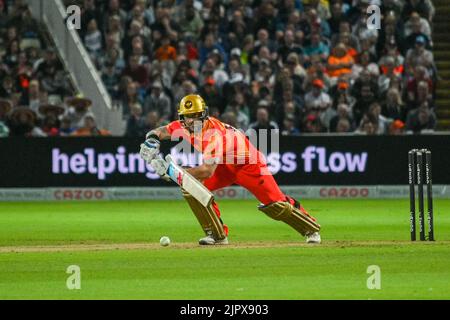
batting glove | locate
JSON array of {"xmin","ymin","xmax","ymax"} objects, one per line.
[
  {"xmin": 140, "ymin": 137, "xmax": 160, "ymax": 163},
  {"xmin": 150, "ymin": 158, "xmax": 170, "ymax": 181}
]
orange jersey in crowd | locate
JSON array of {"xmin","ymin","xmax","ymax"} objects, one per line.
[
  {"xmin": 166, "ymin": 117, "xmax": 264, "ymax": 165},
  {"xmin": 327, "ymin": 54, "xmax": 354, "ymax": 78},
  {"xmin": 155, "ymin": 45, "xmax": 177, "ymax": 61}
]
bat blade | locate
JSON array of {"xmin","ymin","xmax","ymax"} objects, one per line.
[{"xmin": 165, "ymin": 155, "xmax": 214, "ymax": 207}]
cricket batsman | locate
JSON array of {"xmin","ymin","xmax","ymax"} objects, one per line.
[{"xmin": 140, "ymin": 94, "xmax": 321, "ymax": 245}]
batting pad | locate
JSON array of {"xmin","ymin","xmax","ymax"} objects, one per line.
[
  {"xmin": 258, "ymin": 202, "xmax": 321, "ymax": 236},
  {"xmin": 182, "ymin": 189, "xmax": 226, "ymax": 240}
]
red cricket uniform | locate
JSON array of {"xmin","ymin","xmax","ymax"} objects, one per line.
[{"xmin": 166, "ymin": 117, "xmax": 289, "ymax": 235}]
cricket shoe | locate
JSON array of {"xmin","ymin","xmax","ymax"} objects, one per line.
[
  {"xmin": 199, "ymin": 235, "xmax": 229, "ymax": 245},
  {"xmin": 306, "ymin": 232, "xmax": 321, "ymax": 244}
]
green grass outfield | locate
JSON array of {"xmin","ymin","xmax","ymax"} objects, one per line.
[{"xmin": 0, "ymin": 199, "xmax": 449, "ymax": 300}]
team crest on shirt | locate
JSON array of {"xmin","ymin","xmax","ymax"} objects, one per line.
[{"xmin": 185, "ymin": 100, "xmax": 193, "ymax": 109}]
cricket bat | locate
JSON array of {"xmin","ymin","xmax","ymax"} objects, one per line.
[{"xmin": 163, "ymin": 155, "xmax": 214, "ymax": 207}]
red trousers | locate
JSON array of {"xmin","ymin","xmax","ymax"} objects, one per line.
[{"xmin": 203, "ymin": 163, "xmax": 287, "ymax": 236}]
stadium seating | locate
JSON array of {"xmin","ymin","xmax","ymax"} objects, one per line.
[{"xmin": 0, "ymin": 0, "xmax": 445, "ymax": 136}]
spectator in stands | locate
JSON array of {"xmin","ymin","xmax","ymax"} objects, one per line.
[
  {"xmin": 382, "ymin": 88, "xmax": 407, "ymax": 121},
  {"xmin": 303, "ymin": 113, "xmax": 325, "ymax": 133},
  {"xmin": 368, "ymin": 102, "xmax": 391, "ymax": 135},
  {"xmin": 179, "ymin": 4, "xmax": 204, "ymax": 40},
  {"xmin": 402, "ymin": 0, "xmax": 435, "ymax": 22},
  {"xmin": 277, "ymin": 29, "xmax": 303, "ymax": 64},
  {"xmin": 0, "ymin": 75, "xmax": 14, "ymax": 99},
  {"xmin": 378, "ymin": 56, "xmax": 402, "ymax": 97},
  {"xmin": 0, "ymin": 120, "xmax": 8, "ymax": 137},
  {"xmin": 79, "ymin": 0, "xmax": 103, "ymax": 39},
  {"xmin": 330, "ymin": 79, "xmax": 356, "ymax": 110},
  {"xmin": 227, "ymin": 9, "xmax": 247, "ymax": 48},
  {"xmin": 143, "ymin": 81, "xmax": 171, "ymax": 122},
  {"xmin": 200, "ymin": 57, "xmax": 228, "ymax": 89},
  {"xmin": 335, "ymin": 118, "xmax": 352, "ymax": 133},
  {"xmin": 125, "ymin": 103, "xmax": 145, "ymax": 137},
  {"xmin": 59, "ymin": 116, "xmax": 75, "ymax": 136},
  {"xmin": 104, "ymin": 0, "xmax": 127, "ymax": 32},
  {"xmin": 35, "ymin": 49, "xmax": 70, "ymax": 97},
  {"xmin": 154, "ymin": 35, "xmax": 177, "ymax": 62},
  {"xmin": 329, "ymin": 103, "xmax": 354, "ymax": 133},
  {"xmin": 304, "ymin": 78, "xmax": 331, "ymax": 118},
  {"xmin": 381, "ymin": 0, "xmax": 405, "ymax": 17},
  {"xmin": 227, "ymin": 55, "xmax": 247, "ymax": 83},
  {"xmin": 303, "ymin": 32, "xmax": 329, "ymax": 64},
  {"xmin": 39, "ymin": 104, "xmax": 65, "ymax": 137},
  {"xmin": 0, "ymin": 0, "xmax": 8, "ymax": 32},
  {"xmin": 65, "ymin": 95, "xmax": 94, "ymax": 129},
  {"xmin": 303, "ymin": 54, "xmax": 330, "ymax": 91},
  {"xmin": 247, "ymin": 107, "xmax": 279, "ymax": 132},
  {"xmin": 106, "ymin": 14, "xmax": 124, "ymax": 47},
  {"xmin": 378, "ymin": 41, "xmax": 404, "ymax": 76},
  {"xmin": 40, "ymin": 114, "xmax": 60, "ymax": 137},
  {"xmin": 286, "ymin": 52, "xmax": 307, "ymax": 88},
  {"xmin": 199, "ymin": 76, "xmax": 224, "ymax": 113},
  {"xmin": 35, "ymin": 48, "xmax": 63, "ymax": 78},
  {"xmin": 150, "ymin": 7, "xmax": 179, "ymax": 42},
  {"xmin": 405, "ymin": 35, "xmax": 434, "ymax": 75},
  {"xmin": 406, "ymin": 66, "xmax": 433, "ymax": 106},
  {"xmin": 0, "ymin": 53, "xmax": 9, "ymax": 80},
  {"xmin": 410, "ymin": 80, "xmax": 434, "ymax": 110},
  {"xmin": 404, "ymin": 12, "xmax": 432, "ymax": 43},
  {"xmin": 129, "ymin": 14, "xmax": 152, "ymax": 43},
  {"xmin": 8, "ymin": 107, "xmax": 46, "ymax": 137},
  {"xmin": 352, "ymin": 68, "xmax": 378, "ymax": 99},
  {"xmin": 0, "ymin": 99, "xmax": 12, "ymax": 127},
  {"xmin": 101, "ymin": 61, "xmax": 120, "ymax": 99},
  {"xmin": 224, "ymin": 92, "xmax": 250, "ymax": 131},
  {"xmin": 331, "ymin": 21, "xmax": 360, "ymax": 52},
  {"xmin": 122, "ymin": 54, "xmax": 150, "ymax": 89},
  {"xmin": 389, "ymin": 119, "xmax": 406, "ymax": 135},
  {"xmin": 199, "ymin": 33, "xmax": 227, "ymax": 68},
  {"xmin": 121, "ymin": 80, "xmax": 143, "ymax": 118},
  {"xmin": 71, "ymin": 115, "xmax": 111, "ymax": 136},
  {"xmin": 254, "ymin": 2, "xmax": 278, "ymax": 37},
  {"xmin": 143, "ymin": 110, "xmax": 163, "ymax": 132},
  {"xmin": 353, "ymin": 82, "xmax": 377, "ymax": 125},
  {"xmin": 300, "ymin": 7, "xmax": 331, "ymax": 39},
  {"xmin": 84, "ymin": 18, "xmax": 103, "ymax": 63},
  {"xmin": 281, "ymin": 113, "xmax": 300, "ymax": 136},
  {"xmin": 278, "ymin": 87, "xmax": 304, "ymax": 124},
  {"xmin": 355, "ymin": 114, "xmax": 378, "ymax": 135},
  {"xmin": 253, "ymin": 59, "xmax": 275, "ymax": 90},
  {"xmin": 173, "ymin": 79, "xmax": 196, "ymax": 109},
  {"xmin": 327, "ymin": 43, "xmax": 354, "ymax": 82},
  {"xmin": 102, "ymin": 33, "xmax": 123, "ymax": 65},
  {"xmin": 4, "ymin": 39, "xmax": 20, "ymax": 69},
  {"xmin": 307, "ymin": 0, "xmax": 331, "ymax": 21},
  {"xmin": 405, "ymin": 106, "xmax": 436, "ymax": 133},
  {"xmin": 130, "ymin": 36, "xmax": 150, "ymax": 66},
  {"xmin": 328, "ymin": 1, "xmax": 346, "ymax": 34},
  {"xmin": 220, "ymin": 111, "xmax": 238, "ymax": 129},
  {"xmin": 253, "ymin": 29, "xmax": 277, "ymax": 61}
]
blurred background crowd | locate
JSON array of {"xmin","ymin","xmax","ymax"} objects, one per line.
[{"xmin": 0, "ymin": 0, "xmax": 440, "ymax": 137}]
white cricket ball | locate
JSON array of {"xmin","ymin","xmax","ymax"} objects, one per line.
[{"xmin": 160, "ymin": 236, "xmax": 170, "ymax": 247}]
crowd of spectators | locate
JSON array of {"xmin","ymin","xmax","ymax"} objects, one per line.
[
  {"xmin": 0, "ymin": 0, "xmax": 111, "ymax": 137},
  {"xmin": 0, "ymin": 0, "xmax": 441, "ymax": 137}
]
